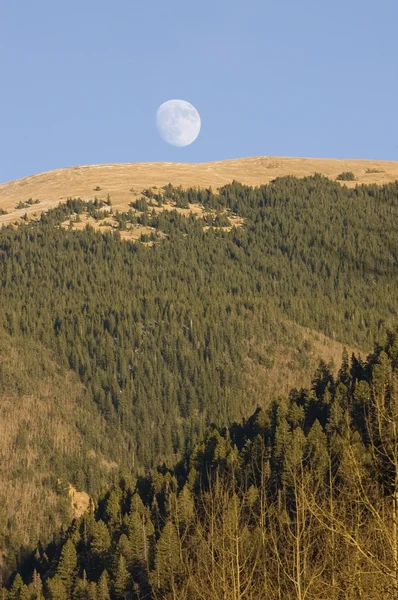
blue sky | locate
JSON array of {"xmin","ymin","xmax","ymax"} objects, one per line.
[{"xmin": 0, "ymin": 0, "xmax": 397, "ymax": 182}]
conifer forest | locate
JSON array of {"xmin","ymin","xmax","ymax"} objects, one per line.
[{"xmin": 1, "ymin": 175, "xmax": 398, "ymax": 598}]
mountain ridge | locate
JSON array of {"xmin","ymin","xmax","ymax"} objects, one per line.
[{"xmin": 1, "ymin": 155, "xmax": 398, "ymax": 226}]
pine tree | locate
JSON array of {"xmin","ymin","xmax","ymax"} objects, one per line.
[
  {"xmin": 8, "ymin": 575, "xmax": 27, "ymax": 600},
  {"xmin": 112, "ymin": 555, "xmax": 130, "ymax": 598},
  {"xmin": 104, "ymin": 491, "xmax": 121, "ymax": 526},
  {"xmin": 115, "ymin": 534, "xmax": 133, "ymax": 570},
  {"xmin": 153, "ymin": 520, "xmax": 183, "ymax": 594},
  {"xmin": 46, "ymin": 576, "xmax": 67, "ymax": 600},
  {"xmin": 56, "ymin": 539, "xmax": 77, "ymax": 596},
  {"xmin": 126, "ymin": 510, "xmax": 154, "ymax": 572},
  {"xmin": 337, "ymin": 347, "xmax": 350, "ymax": 384},
  {"xmin": 91, "ymin": 521, "xmax": 111, "ymax": 557},
  {"xmin": 96, "ymin": 571, "xmax": 110, "ymax": 600},
  {"xmin": 177, "ymin": 484, "xmax": 195, "ymax": 529},
  {"xmin": 28, "ymin": 570, "xmax": 43, "ymax": 600},
  {"xmin": 71, "ymin": 579, "xmax": 89, "ymax": 600}
]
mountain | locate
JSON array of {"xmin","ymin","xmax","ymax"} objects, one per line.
[{"xmin": 0, "ymin": 159, "xmax": 398, "ymax": 583}]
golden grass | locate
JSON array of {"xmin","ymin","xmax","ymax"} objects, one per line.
[
  {"xmin": 0, "ymin": 156, "xmax": 397, "ymax": 226},
  {"xmin": 56, "ymin": 198, "xmax": 243, "ymax": 239},
  {"xmin": 68, "ymin": 484, "xmax": 91, "ymax": 518},
  {"xmin": 243, "ymin": 322, "xmax": 363, "ymax": 410}
]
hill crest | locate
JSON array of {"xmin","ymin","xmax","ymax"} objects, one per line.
[{"xmin": 1, "ymin": 155, "xmax": 398, "ymax": 226}]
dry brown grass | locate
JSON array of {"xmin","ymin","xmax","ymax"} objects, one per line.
[
  {"xmin": 1, "ymin": 156, "xmax": 397, "ymax": 227},
  {"xmin": 0, "ymin": 330, "xmax": 114, "ymax": 564},
  {"xmin": 56, "ymin": 198, "xmax": 243, "ymax": 239},
  {"xmin": 243, "ymin": 322, "xmax": 364, "ymax": 409},
  {"xmin": 68, "ymin": 485, "xmax": 91, "ymax": 518}
]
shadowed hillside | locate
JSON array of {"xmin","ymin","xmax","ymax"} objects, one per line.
[{"xmin": 4, "ymin": 328, "xmax": 398, "ymax": 599}]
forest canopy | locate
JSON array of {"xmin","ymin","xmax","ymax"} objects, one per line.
[
  {"xmin": 0, "ymin": 174, "xmax": 398, "ymax": 588},
  {"xmin": 4, "ymin": 330, "xmax": 398, "ymax": 599}
]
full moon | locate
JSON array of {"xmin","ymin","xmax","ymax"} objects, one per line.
[{"xmin": 156, "ymin": 99, "xmax": 201, "ymax": 147}]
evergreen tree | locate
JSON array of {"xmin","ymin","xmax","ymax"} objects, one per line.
[
  {"xmin": 46, "ymin": 576, "xmax": 67, "ymax": 600},
  {"xmin": 96, "ymin": 571, "xmax": 110, "ymax": 600},
  {"xmin": 153, "ymin": 520, "xmax": 183, "ymax": 594},
  {"xmin": 112, "ymin": 556, "xmax": 130, "ymax": 598},
  {"xmin": 8, "ymin": 575, "xmax": 27, "ymax": 600},
  {"xmin": 90, "ymin": 521, "xmax": 111, "ymax": 557},
  {"xmin": 56, "ymin": 539, "xmax": 77, "ymax": 597}
]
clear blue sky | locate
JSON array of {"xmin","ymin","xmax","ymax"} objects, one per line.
[{"xmin": 1, "ymin": 0, "xmax": 397, "ymax": 182}]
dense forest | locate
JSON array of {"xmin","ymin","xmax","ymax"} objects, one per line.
[
  {"xmin": 3, "ymin": 330, "xmax": 398, "ymax": 599},
  {"xmin": 1, "ymin": 174, "xmax": 398, "ymax": 588}
]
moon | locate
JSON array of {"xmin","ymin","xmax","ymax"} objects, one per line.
[{"xmin": 156, "ymin": 99, "xmax": 201, "ymax": 147}]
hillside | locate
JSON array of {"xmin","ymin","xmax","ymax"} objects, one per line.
[
  {"xmin": 0, "ymin": 327, "xmax": 128, "ymax": 578},
  {"xmin": 1, "ymin": 163, "xmax": 398, "ymax": 583},
  {"xmin": 1, "ymin": 156, "xmax": 398, "ymax": 227},
  {"xmin": 4, "ymin": 329, "xmax": 398, "ymax": 599}
]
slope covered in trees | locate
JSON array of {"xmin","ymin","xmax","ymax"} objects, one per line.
[
  {"xmin": 0, "ymin": 327, "xmax": 127, "ymax": 578},
  {"xmin": 0, "ymin": 174, "xmax": 398, "ymax": 584},
  {"xmin": 4, "ymin": 329, "xmax": 398, "ymax": 599}
]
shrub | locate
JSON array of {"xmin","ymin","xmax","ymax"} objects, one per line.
[
  {"xmin": 214, "ymin": 213, "xmax": 231, "ymax": 227},
  {"xmin": 131, "ymin": 198, "xmax": 148, "ymax": 212},
  {"xmin": 365, "ymin": 168, "xmax": 384, "ymax": 174},
  {"xmin": 175, "ymin": 197, "xmax": 189, "ymax": 209},
  {"xmin": 336, "ymin": 172, "xmax": 355, "ymax": 181}
]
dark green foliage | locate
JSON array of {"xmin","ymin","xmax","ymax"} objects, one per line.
[
  {"xmin": 1, "ymin": 176, "xmax": 398, "ymax": 473},
  {"xmin": 130, "ymin": 198, "xmax": 148, "ymax": 212},
  {"xmin": 39, "ymin": 198, "xmax": 107, "ymax": 225},
  {"xmin": 14, "ymin": 199, "xmax": 40, "ymax": 210},
  {"xmin": 8, "ymin": 574, "xmax": 27, "ymax": 600},
  {"xmin": 203, "ymin": 212, "xmax": 231, "ymax": 227},
  {"xmin": 97, "ymin": 571, "xmax": 110, "ymax": 600},
  {"xmin": 336, "ymin": 171, "xmax": 355, "ymax": 181},
  {"xmin": 141, "ymin": 189, "xmax": 154, "ymax": 199},
  {"xmin": 56, "ymin": 539, "xmax": 77, "ymax": 594},
  {"xmin": 152, "ymin": 521, "xmax": 183, "ymax": 593},
  {"xmin": 5, "ymin": 330, "xmax": 398, "ymax": 598},
  {"xmin": 112, "ymin": 556, "xmax": 129, "ymax": 598},
  {"xmin": 1, "ymin": 175, "xmax": 398, "ymax": 591}
]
